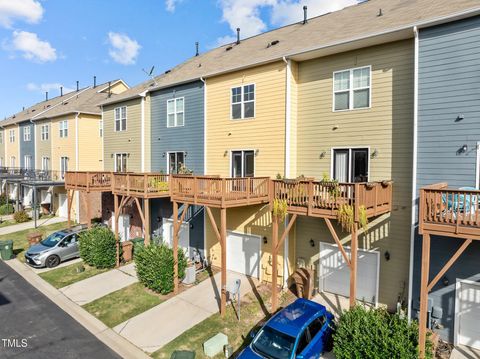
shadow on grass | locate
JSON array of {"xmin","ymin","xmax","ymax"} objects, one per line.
[
  {"xmin": 247, "ymin": 276, "xmax": 269, "ymax": 317},
  {"xmin": 231, "ymin": 315, "xmax": 271, "ymax": 357}
]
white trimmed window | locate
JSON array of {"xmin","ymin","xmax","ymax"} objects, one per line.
[
  {"xmin": 23, "ymin": 126, "xmax": 31, "ymax": 141},
  {"xmin": 59, "ymin": 120, "xmax": 68, "ymax": 138},
  {"xmin": 333, "ymin": 66, "xmax": 371, "ymax": 111},
  {"xmin": 41, "ymin": 124, "xmax": 49, "ymax": 141},
  {"xmin": 99, "ymin": 120, "xmax": 103, "ymax": 137},
  {"xmin": 41, "ymin": 156, "xmax": 50, "ymax": 171},
  {"xmin": 231, "ymin": 84, "xmax": 255, "ymax": 119},
  {"xmin": 115, "ymin": 153, "xmax": 128, "ymax": 172},
  {"xmin": 114, "ymin": 106, "xmax": 127, "ymax": 131},
  {"xmin": 231, "ymin": 150, "xmax": 254, "ymax": 177},
  {"xmin": 60, "ymin": 156, "xmax": 68, "ymax": 179},
  {"xmin": 167, "ymin": 98, "xmax": 185, "ymax": 127},
  {"xmin": 10, "ymin": 156, "xmax": 15, "ymax": 167},
  {"xmin": 9, "ymin": 129, "xmax": 15, "ymax": 143},
  {"xmin": 332, "ymin": 148, "xmax": 369, "ymax": 183},
  {"xmin": 168, "ymin": 152, "xmax": 185, "ymax": 174},
  {"xmin": 24, "ymin": 155, "xmax": 32, "ymax": 170}
]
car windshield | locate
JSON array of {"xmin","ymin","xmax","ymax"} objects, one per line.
[
  {"xmin": 252, "ymin": 326, "xmax": 295, "ymax": 359},
  {"xmin": 40, "ymin": 232, "xmax": 65, "ymax": 247}
]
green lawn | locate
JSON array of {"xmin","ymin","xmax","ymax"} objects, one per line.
[
  {"xmin": 152, "ymin": 286, "xmax": 293, "ymax": 359},
  {"xmin": 83, "ymin": 282, "xmax": 166, "ymax": 327},
  {"xmin": 0, "ymin": 220, "xmax": 68, "ymax": 262},
  {"xmin": 39, "ymin": 262, "xmax": 109, "ymax": 289},
  {"xmin": 0, "ymin": 220, "xmax": 15, "ymax": 228}
]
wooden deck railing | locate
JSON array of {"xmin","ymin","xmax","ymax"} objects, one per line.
[
  {"xmin": 419, "ymin": 183, "xmax": 480, "ymax": 237},
  {"xmin": 170, "ymin": 175, "xmax": 270, "ymax": 207},
  {"xmin": 112, "ymin": 173, "xmax": 170, "ymax": 198},
  {"xmin": 65, "ymin": 171, "xmax": 113, "ymax": 191},
  {"xmin": 272, "ymin": 180, "xmax": 393, "ymax": 219}
]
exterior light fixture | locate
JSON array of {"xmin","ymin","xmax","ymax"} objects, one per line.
[
  {"xmin": 263, "ymin": 236, "xmax": 267, "ymax": 244},
  {"xmin": 319, "ymin": 151, "xmax": 326, "ymax": 159},
  {"xmin": 309, "ymin": 239, "xmax": 315, "ymax": 247},
  {"xmin": 442, "ymin": 276, "xmax": 449, "ymax": 286},
  {"xmin": 456, "ymin": 114, "xmax": 465, "ymax": 122},
  {"xmin": 371, "ymin": 149, "xmax": 379, "ymax": 159},
  {"xmin": 384, "ymin": 251, "xmax": 390, "ymax": 261},
  {"xmin": 461, "ymin": 144, "xmax": 468, "ymax": 153},
  {"xmin": 224, "ymin": 150, "xmax": 228, "ymax": 157},
  {"xmin": 255, "ymin": 149, "xmax": 260, "ymax": 156},
  {"xmin": 162, "ymin": 152, "xmax": 166, "ymax": 158}
]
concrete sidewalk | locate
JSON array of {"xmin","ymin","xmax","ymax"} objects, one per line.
[
  {"xmin": 114, "ymin": 271, "xmax": 258, "ymax": 353},
  {"xmin": 5, "ymin": 259, "xmax": 150, "ymax": 359},
  {"xmin": 0, "ymin": 215, "xmax": 67, "ymax": 235},
  {"xmin": 60, "ymin": 263, "xmax": 138, "ymax": 305}
]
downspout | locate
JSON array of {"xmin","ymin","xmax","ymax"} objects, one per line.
[
  {"xmin": 408, "ymin": 26, "xmax": 420, "ymax": 322},
  {"xmin": 30, "ymin": 119, "xmax": 36, "ymax": 169},
  {"xmin": 282, "ymin": 56, "xmax": 291, "ymax": 287},
  {"xmin": 101, "ymin": 105, "xmax": 104, "ymax": 170},
  {"xmin": 75, "ymin": 111, "xmax": 80, "ymax": 223},
  {"xmin": 200, "ymin": 77, "xmax": 207, "ymax": 261}
]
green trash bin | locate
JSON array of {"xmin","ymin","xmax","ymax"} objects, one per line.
[
  {"xmin": 0, "ymin": 240, "xmax": 14, "ymax": 260},
  {"xmin": 131, "ymin": 237, "xmax": 145, "ymax": 256}
]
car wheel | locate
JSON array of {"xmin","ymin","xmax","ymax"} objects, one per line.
[
  {"xmin": 46, "ymin": 255, "xmax": 60, "ymax": 268},
  {"xmin": 325, "ymin": 335, "xmax": 334, "ymax": 352}
]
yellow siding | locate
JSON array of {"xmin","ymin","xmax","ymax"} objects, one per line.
[
  {"xmin": 4, "ymin": 125, "xmax": 19, "ymax": 166},
  {"xmin": 0, "ymin": 129, "xmax": 5, "ymax": 166},
  {"xmin": 51, "ymin": 115, "xmax": 76, "ymax": 171},
  {"xmin": 289, "ymin": 60, "xmax": 299, "ymax": 178},
  {"xmin": 35, "ymin": 119, "xmax": 51, "ymax": 169},
  {"xmin": 103, "ymin": 98, "xmax": 142, "ymax": 172},
  {"xmin": 294, "ymin": 40, "xmax": 414, "ymax": 309},
  {"xmin": 109, "ymin": 81, "xmax": 129, "ymax": 95},
  {"xmin": 78, "ymin": 114, "xmax": 103, "ymax": 171}
]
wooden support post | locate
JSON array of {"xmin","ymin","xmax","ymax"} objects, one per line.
[
  {"xmin": 418, "ymin": 233, "xmax": 431, "ymax": 359},
  {"xmin": 114, "ymin": 194, "xmax": 120, "ymax": 268},
  {"xmin": 271, "ymin": 211, "xmax": 279, "ymax": 312},
  {"xmin": 67, "ymin": 189, "xmax": 72, "ymax": 228},
  {"xmin": 349, "ymin": 223, "xmax": 358, "ymax": 308},
  {"xmin": 220, "ymin": 207, "xmax": 227, "ymax": 316},
  {"xmin": 173, "ymin": 201, "xmax": 179, "ymax": 294},
  {"xmin": 86, "ymin": 193, "xmax": 91, "ymax": 229},
  {"xmin": 144, "ymin": 198, "xmax": 150, "ymax": 246}
]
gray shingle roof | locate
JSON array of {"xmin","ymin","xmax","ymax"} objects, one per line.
[{"xmin": 101, "ymin": 0, "xmax": 480, "ymax": 106}]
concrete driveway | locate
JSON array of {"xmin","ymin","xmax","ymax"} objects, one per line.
[
  {"xmin": 60, "ymin": 263, "xmax": 138, "ymax": 305},
  {"xmin": 114, "ymin": 271, "xmax": 257, "ymax": 353}
]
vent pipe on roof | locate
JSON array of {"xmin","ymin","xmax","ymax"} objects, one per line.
[
  {"xmin": 236, "ymin": 28, "xmax": 240, "ymax": 45},
  {"xmin": 303, "ymin": 6, "xmax": 308, "ymax": 24},
  {"xmin": 195, "ymin": 42, "xmax": 199, "ymax": 56},
  {"xmin": 76, "ymin": 81, "xmax": 79, "ymax": 92},
  {"xmin": 22, "ymin": 106, "xmax": 25, "ymax": 111},
  {"xmin": 94, "ymin": 76, "xmax": 97, "ymax": 88},
  {"xmin": 60, "ymin": 86, "xmax": 63, "ymax": 96},
  {"xmin": 45, "ymin": 92, "xmax": 48, "ymax": 101}
]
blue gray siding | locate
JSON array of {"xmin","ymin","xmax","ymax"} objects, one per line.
[
  {"xmin": 413, "ymin": 16, "xmax": 480, "ymax": 342},
  {"xmin": 150, "ymin": 81, "xmax": 204, "ymax": 174},
  {"xmin": 19, "ymin": 121, "xmax": 35, "ymax": 168}
]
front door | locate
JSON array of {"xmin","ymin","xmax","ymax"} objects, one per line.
[
  {"xmin": 113, "ymin": 214, "xmax": 130, "ymax": 242},
  {"xmin": 456, "ymin": 281, "xmax": 480, "ymax": 350},
  {"xmin": 58, "ymin": 193, "xmax": 68, "ymax": 218}
]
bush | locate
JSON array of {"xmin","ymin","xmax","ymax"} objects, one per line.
[
  {"xmin": 135, "ymin": 244, "xmax": 187, "ymax": 294},
  {"xmin": 79, "ymin": 226, "xmax": 118, "ymax": 269},
  {"xmin": 0, "ymin": 193, "xmax": 9, "ymax": 206},
  {"xmin": 333, "ymin": 305, "xmax": 433, "ymax": 359},
  {"xmin": 0, "ymin": 203, "xmax": 14, "ymax": 215},
  {"xmin": 13, "ymin": 210, "xmax": 30, "ymax": 223}
]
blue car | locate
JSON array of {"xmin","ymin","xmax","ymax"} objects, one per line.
[{"xmin": 238, "ymin": 298, "xmax": 334, "ymax": 359}]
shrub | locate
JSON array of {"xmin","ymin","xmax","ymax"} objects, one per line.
[
  {"xmin": 79, "ymin": 226, "xmax": 118, "ymax": 269},
  {"xmin": 13, "ymin": 210, "xmax": 30, "ymax": 223},
  {"xmin": 0, "ymin": 203, "xmax": 14, "ymax": 215},
  {"xmin": 0, "ymin": 193, "xmax": 8, "ymax": 206},
  {"xmin": 135, "ymin": 244, "xmax": 187, "ymax": 294},
  {"xmin": 333, "ymin": 305, "xmax": 433, "ymax": 359}
]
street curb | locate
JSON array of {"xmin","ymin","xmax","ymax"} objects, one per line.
[{"xmin": 5, "ymin": 259, "xmax": 151, "ymax": 359}]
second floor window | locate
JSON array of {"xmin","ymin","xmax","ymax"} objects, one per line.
[
  {"xmin": 115, "ymin": 153, "xmax": 128, "ymax": 172},
  {"xmin": 60, "ymin": 156, "xmax": 68, "ymax": 179},
  {"xmin": 115, "ymin": 106, "xmax": 127, "ymax": 131},
  {"xmin": 168, "ymin": 152, "xmax": 185, "ymax": 174},
  {"xmin": 232, "ymin": 84, "xmax": 255, "ymax": 120},
  {"xmin": 23, "ymin": 126, "xmax": 31, "ymax": 141},
  {"xmin": 24, "ymin": 155, "xmax": 32, "ymax": 170},
  {"xmin": 333, "ymin": 148, "xmax": 369, "ymax": 183},
  {"xmin": 59, "ymin": 120, "xmax": 68, "ymax": 138},
  {"xmin": 41, "ymin": 124, "xmax": 49, "ymax": 141},
  {"xmin": 42, "ymin": 157, "xmax": 50, "ymax": 171},
  {"xmin": 231, "ymin": 150, "xmax": 254, "ymax": 177},
  {"xmin": 167, "ymin": 98, "xmax": 185, "ymax": 127},
  {"xmin": 334, "ymin": 66, "xmax": 371, "ymax": 111},
  {"xmin": 9, "ymin": 129, "xmax": 15, "ymax": 143}
]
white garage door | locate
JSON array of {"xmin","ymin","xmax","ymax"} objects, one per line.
[
  {"xmin": 163, "ymin": 218, "xmax": 189, "ymax": 255},
  {"xmin": 58, "ymin": 193, "xmax": 68, "ymax": 218},
  {"xmin": 456, "ymin": 281, "xmax": 480, "ymax": 350},
  {"xmin": 319, "ymin": 242, "xmax": 379, "ymax": 305},
  {"xmin": 227, "ymin": 231, "xmax": 261, "ymax": 279}
]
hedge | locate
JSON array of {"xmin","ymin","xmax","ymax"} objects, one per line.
[
  {"xmin": 79, "ymin": 226, "xmax": 118, "ymax": 269},
  {"xmin": 333, "ymin": 305, "xmax": 433, "ymax": 359},
  {"xmin": 13, "ymin": 210, "xmax": 30, "ymax": 223},
  {"xmin": 135, "ymin": 244, "xmax": 187, "ymax": 294},
  {"xmin": 0, "ymin": 203, "xmax": 14, "ymax": 215}
]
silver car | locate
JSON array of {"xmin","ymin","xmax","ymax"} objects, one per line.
[{"xmin": 25, "ymin": 225, "xmax": 87, "ymax": 268}]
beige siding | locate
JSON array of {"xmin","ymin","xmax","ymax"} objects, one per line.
[
  {"xmin": 4, "ymin": 125, "xmax": 19, "ymax": 167},
  {"xmin": 35, "ymin": 119, "xmax": 51, "ymax": 169},
  {"xmin": 103, "ymin": 98, "xmax": 142, "ymax": 172},
  {"xmin": 289, "ymin": 60, "xmax": 299, "ymax": 178},
  {"xmin": 78, "ymin": 114, "xmax": 103, "ymax": 171},
  {"xmin": 0, "ymin": 129, "xmax": 5, "ymax": 166},
  {"xmin": 144, "ymin": 94, "xmax": 151, "ymax": 172},
  {"xmin": 294, "ymin": 40, "xmax": 414, "ymax": 309}
]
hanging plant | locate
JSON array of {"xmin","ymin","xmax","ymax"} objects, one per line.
[
  {"xmin": 272, "ymin": 198, "xmax": 288, "ymax": 221},
  {"xmin": 358, "ymin": 205, "xmax": 369, "ymax": 233},
  {"xmin": 321, "ymin": 173, "xmax": 340, "ymax": 200},
  {"xmin": 337, "ymin": 204, "xmax": 354, "ymax": 232}
]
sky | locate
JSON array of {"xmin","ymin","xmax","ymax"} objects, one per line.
[{"xmin": 0, "ymin": 0, "xmax": 358, "ymax": 119}]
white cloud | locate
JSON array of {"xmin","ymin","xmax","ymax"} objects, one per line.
[
  {"xmin": 215, "ymin": 0, "xmax": 358, "ymax": 44},
  {"xmin": 7, "ymin": 30, "xmax": 57, "ymax": 63},
  {"xmin": 0, "ymin": 0, "xmax": 43, "ymax": 28},
  {"xmin": 107, "ymin": 32, "xmax": 141, "ymax": 65},
  {"xmin": 165, "ymin": 0, "xmax": 183, "ymax": 12},
  {"xmin": 26, "ymin": 82, "xmax": 74, "ymax": 94}
]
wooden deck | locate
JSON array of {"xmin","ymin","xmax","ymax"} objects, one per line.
[
  {"xmin": 65, "ymin": 171, "xmax": 113, "ymax": 192},
  {"xmin": 419, "ymin": 183, "xmax": 480, "ymax": 238},
  {"xmin": 272, "ymin": 179, "xmax": 393, "ymax": 219},
  {"xmin": 170, "ymin": 175, "xmax": 270, "ymax": 208},
  {"xmin": 112, "ymin": 173, "xmax": 170, "ymax": 198}
]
